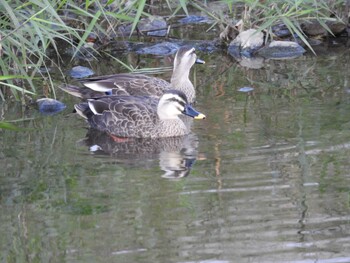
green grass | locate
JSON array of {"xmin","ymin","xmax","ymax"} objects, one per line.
[
  {"xmin": 0, "ymin": 0, "xmax": 140, "ymax": 101},
  {"xmin": 0, "ymin": 0, "xmax": 345, "ymax": 101},
  {"xmin": 191, "ymin": 0, "xmax": 344, "ymax": 52}
]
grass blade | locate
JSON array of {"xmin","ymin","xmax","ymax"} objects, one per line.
[
  {"xmin": 0, "ymin": 121, "xmax": 22, "ymax": 131},
  {"xmin": 129, "ymin": 0, "xmax": 146, "ymax": 37},
  {"xmin": 0, "ymin": 81, "xmax": 36, "ymax": 95},
  {"xmin": 179, "ymin": 0, "xmax": 189, "ymax": 16}
]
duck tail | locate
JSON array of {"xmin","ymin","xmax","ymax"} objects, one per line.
[
  {"xmin": 74, "ymin": 103, "xmax": 92, "ymax": 119},
  {"xmin": 59, "ymin": 84, "xmax": 85, "ymax": 99},
  {"xmin": 59, "ymin": 84, "xmax": 104, "ymax": 99}
]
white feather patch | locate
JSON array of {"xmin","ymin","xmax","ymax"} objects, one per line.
[
  {"xmin": 158, "ymin": 92, "xmax": 186, "ymax": 119},
  {"xmin": 84, "ymin": 82, "xmax": 112, "ymax": 93},
  {"xmin": 88, "ymin": 100, "xmax": 102, "ymax": 115},
  {"xmin": 90, "ymin": 144, "xmax": 102, "ymax": 152},
  {"xmin": 161, "ymin": 93, "xmax": 184, "ymax": 104}
]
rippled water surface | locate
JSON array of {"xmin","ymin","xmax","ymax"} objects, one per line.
[{"xmin": 1, "ymin": 43, "xmax": 350, "ymax": 262}]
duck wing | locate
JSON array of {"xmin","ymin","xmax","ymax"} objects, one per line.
[
  {"xmin": 79, "ymin": 95, "xmax": 159, "ymax": 138},
  {"xmin": 82, "ymin": 74, "xmax": 171, "ymax": 97},
  {"xmin": 59, "ymin": 84, "xmax": 115, "ymax": 99}
]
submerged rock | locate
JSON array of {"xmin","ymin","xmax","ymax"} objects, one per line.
[
  {"xmin": 68, "ymin": 66, "xmax": 94, "ymax": 79},
  {"xmin": 119, "ymin": 16, "xmax": 167, "ymax": 37},
  {"xmin": 138, "ymin": 16, "xmax": 167, "ymax": 37},
  {"xmin": 38, "ymin": 67, "xmax": 53, "ymax": 74},
  {"xmin": 228, "ymin": 29, "xmax": 264, "ymax": 57},
  {"xmin": 257, "ymin": 41, "xmax": 306, "ymax": 59},
  {"xmin": 135, "ymin": 42, "xmax": 179, "ymax": 56},
  {"xmin": 36, "ymin": 98, "xmax": 66, "ymax": 115},
  {"xmin": 272, "ymin": 24, "xmax": 292, "ymax": 38},
  {"xmin": 186, "ymin": 40, "xmax": 220, "ymax": 53},
  {"xmin": 179, "ymin": 15, "xmax": 209, "ymax": 24}
]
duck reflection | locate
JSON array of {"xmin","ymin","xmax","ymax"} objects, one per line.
[{"xmin": 80, "ymin": 130, "xmax": 199, "ymax": 179}]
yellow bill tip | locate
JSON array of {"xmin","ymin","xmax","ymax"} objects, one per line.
[{"xmin": 194, "ymin": 113, "xmax": 206, "ymax": 120}]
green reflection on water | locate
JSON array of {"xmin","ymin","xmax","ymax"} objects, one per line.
[{"xmin": 1, "ymin": 46, "xmax": 350, "ymax": 262}]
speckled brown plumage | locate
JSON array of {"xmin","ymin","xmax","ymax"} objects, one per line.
[
  {"xmin": 74, "ymin": 90, "xmax": 205, "ymax": 138},
  {"xmin": 61, "ymin": 46, "xmax": 204, "ymax": 104}
]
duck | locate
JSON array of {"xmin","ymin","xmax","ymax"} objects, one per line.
[
  {"xmin": 61, "ymin": 46, "xmax": 205, "ymax": 104},
  {"xmin": 74, "ymin": 90, "xmax": 206, "ymax": 138}
]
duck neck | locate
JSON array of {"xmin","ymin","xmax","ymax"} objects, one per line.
[
  {"xmin": 157, "ymin": 119, "xmax": 188, "ymax": 137},
  {"xmin": 170, "ymin": 67, "xmax": 195, "ymax": 103},
  {"xmin": 171, "ymin": 66, "xmax": 190, "ymax": 86}
]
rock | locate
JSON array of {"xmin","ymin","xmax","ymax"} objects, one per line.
[
  {"xmin": 327, "ymin": 20, "xmax": 346, "ymax": 35},
  {"xmin": 65, "ymin": 42, "xmax": 97, "ymax": 61},
  {"xmin": 179, "ymin": 15, "xmax": 209, "ymax": 24},
  {"xmin": 228, "ymin": 29, "xmax": 264, "ymax": 57},
  {"xmin": 187, "ymin": 40, "xmax": 221, "ymax": 53},
  {"xmin": 227, "ymin": 44, "xmax": 241, "ymax": 59},
  {"xmin": 75, "ymin": 41, "xmax": 98, "ymax": 61},
  {"xmin": 233, "ymin": 29, "xmax": 264, "ymax": 50},
  {"xmin": 219, "ymin": 25, "xmax": 239, "ymax": 43},
  {"xmin": 302, "ymin": 20, "xmax": 327, "ymax": 36},
  {"xmin": 272, "ymin": 24, "xmax": 292, "ymax": 38},
  {"xmin": 119, "ymin": 16, "xmax": 167, "ymax": 37},
  {"xmin": 68, "ymin": 66, "xmax": 94, "ymax": 79},
  {"xmin": 257, "ymin": 41, "xmax": 305, "ymax": 59},
  {"xmin": 36, "ymin": 98, "xmax": 66, "ymax": 115},
  {"xmin": 308, "ymin": 38, "xmax": 323, "ymax": 46},
  {"xmin": 302, "ymin": 19, "xmax": 346, "ymax": 37},
  {"xmin": 38, "ymin": 67, "xmax": 53, "ymax": 74},
  {"xmin": 135, "ymin": 42, "xmax": 179, "ymax": 56},
  {"xmin": 138, "ymin": 16, "xmax": 167, "ymax": 37}
]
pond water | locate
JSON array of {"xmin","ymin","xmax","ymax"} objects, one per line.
[{"xmin": 1, "ymin": 42, "xmax": 350, "ymax": 262}]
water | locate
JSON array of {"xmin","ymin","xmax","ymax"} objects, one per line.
[{"xmin": 1, "ymin": 44, "xmax": 350, "ymax": 262}]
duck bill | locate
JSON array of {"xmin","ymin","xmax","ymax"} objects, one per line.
[
  {"xmin": 195, "ymin": 58, "xmax": 205, "ymax": 64},
  {"xmin": 183, "ymin": 104, "xmax": 206, "ymax": 119}
]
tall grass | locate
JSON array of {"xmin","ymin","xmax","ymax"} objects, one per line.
[
  {"xmin": 1, "ymin": 0, "xmax": 77, "ymax": 100},
  {"xmin": 239, "ymin": 0, "xmax": 343, "ymax": 52},
  {"xmin": 191, "ymin": 0, "xmax": 344, "ymax": 52},
  {"xmin": 0, "ymin": 0, "xmax": 142, "ymax": 101},
  {"xmin": 0, "ymin": 0, "xmax": 345, "ymax": 101}
]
